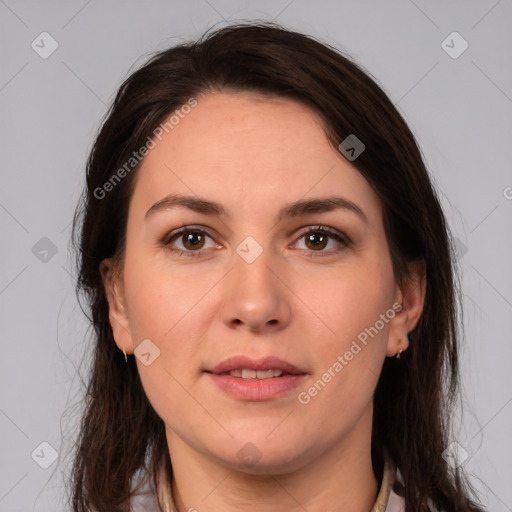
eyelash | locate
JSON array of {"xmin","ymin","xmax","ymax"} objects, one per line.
[{"xmin": 160, "ymin": 225, "xmax": 352, "ymax": 259}]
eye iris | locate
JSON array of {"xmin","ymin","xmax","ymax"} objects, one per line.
[
  {"xmin": 183, "ymin": 232, "xmax": 205, "ymax": 250},
  {"xmin": 175, "ymin": 230, "xmax": 334, "ymax": 252},
  {"xmin": 305, "ymin": 232, "xmax": 328, "ymax": 250}
]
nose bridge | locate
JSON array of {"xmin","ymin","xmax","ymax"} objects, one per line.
[
  {"xmin": 221, "ymin": 236, "xmax": 291, "ymax": 330},
  {"xmin": 234, "ymin": 242, "xmax": 276, "ymax": 293}
]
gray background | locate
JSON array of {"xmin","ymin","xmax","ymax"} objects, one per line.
[{"xmin": 1, "ymin": 1, "xmax": 511, "ymax": 511}]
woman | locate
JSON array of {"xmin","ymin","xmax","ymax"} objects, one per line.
[{"xmin": 70, "ymin": 22, "xmax": 485, "ymax": 512}]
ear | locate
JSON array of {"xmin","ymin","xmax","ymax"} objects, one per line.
[
  {"xmin": 100, "ymin": 258, "xmax": 134, "ymax": 355},
  {"xmin": 386, "ymin": 259, "xmax": 426, "ymax": 357}
]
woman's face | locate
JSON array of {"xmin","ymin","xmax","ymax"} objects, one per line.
[{"xmin": 105, "ymin": 91, "xmax": 416, "ymax": 473}]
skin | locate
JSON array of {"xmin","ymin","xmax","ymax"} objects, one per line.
[{"xmin": 102, "ymin": 91, "xmax": 425, "ymax": 512}]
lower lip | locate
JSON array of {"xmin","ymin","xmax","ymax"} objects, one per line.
[{"xmin": 206, "ymin": 373, "xmax": 306, "ymax": 401}]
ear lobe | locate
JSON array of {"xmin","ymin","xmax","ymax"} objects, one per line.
[
  {"xmin": 100, "ymin": 258, "xmax": 133, "ymax": 353},
  {"xmin": 386, "ymin": 259, "xmax": 426, "ymax": 357}
]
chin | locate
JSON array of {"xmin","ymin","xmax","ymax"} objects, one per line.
[{"xmin": 210, "ymin": 434, "xmax": 313, "ymax": 476}]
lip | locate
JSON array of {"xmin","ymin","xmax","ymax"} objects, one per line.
[
  {"xmin": 204, "ymin": 355, "xmax": 307, "ymax": 401},
  {"xmin": 206, "ymin": 355, "xmax": 305, "ymax": 375}
]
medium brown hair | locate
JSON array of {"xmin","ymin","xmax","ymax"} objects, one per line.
[{"xmin": 70, "ymin": 21, "xmax": 485, "ymax": 512}]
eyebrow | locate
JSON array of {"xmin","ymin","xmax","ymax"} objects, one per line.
[{"xmin": 145, "ymin": 194, "xmax": 369, "ymax": 224}]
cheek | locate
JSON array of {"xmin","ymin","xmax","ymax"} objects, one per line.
[
  {"xmin": 123, "ymin": 252, "xmax": 203, "ymax": 340},
  {"xmin": 298, "ymin": 253, "xmax": 395, "ymax": 415},
  {"xmin": 124, "ymin": 259, "xmax": 206, "ymax": 423},
  {"xmin": 122, "ymin": 253, "xmax": 215, "ymax": 388},
  {"xmin": 306, "ymin": 256, "xmax": 395, "ymax": 344}
]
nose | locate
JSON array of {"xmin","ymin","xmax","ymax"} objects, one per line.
[{"xmin": 221, "ymin": 247, "xmax": 292, "ymax": 333}]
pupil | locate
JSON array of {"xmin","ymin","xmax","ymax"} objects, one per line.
[
  {"xmin": 307, "ymin": 233, "xmax": 327, "ymax": 250},
  {"xmin": 184, "ymin": 232, "xmax": 204, "ymax": 250}
]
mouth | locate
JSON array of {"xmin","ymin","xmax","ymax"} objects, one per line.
[
  {"xmin": 207, "ymin": 368, "xmax": 298, "ymax": 380},
  {"xmin": 204, "ymin": 356, "xmax": 307, "ymax": 401},
  {"xmin": 205, "ymin": 355, "xmax": 306, "ymax": 377},
  {"xmin": 214, "ymin": 368, "xmax": 289, "ymax": 379}
]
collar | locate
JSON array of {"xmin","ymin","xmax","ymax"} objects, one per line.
[{"xmin": 372, "ymin": 451, "xmax": 398, "ymax": 512}]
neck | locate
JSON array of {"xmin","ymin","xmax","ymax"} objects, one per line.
[{"xmin": 166, "ymin": 406, "xmax": 379, "ymax": 512}]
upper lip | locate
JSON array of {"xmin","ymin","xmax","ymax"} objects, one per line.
[{"xmin": 206, "ymin": 356, "xmax": 306, "ymax": 375}]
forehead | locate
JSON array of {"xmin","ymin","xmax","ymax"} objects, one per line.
[
  {"xmin": 130, "ymin": 91, "xmax": 381, "ymax": 224},
  {"xmin": 150, "ymin": 91, "xmax": 332, "ymax": 164}
]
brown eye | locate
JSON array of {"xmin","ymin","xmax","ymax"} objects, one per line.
[
  {"xmin": 162, "ymin": 227, "xmax": 218, "ymax": 258},
  {"xmin": 294, "ymin": 226, "xmax": 350, "ymax": 256},
  {"xmin": 181, "ymin": 231, "xmax": 206, "ymax": 250},
  {"xmin": 304, "ymin": 232, "xmax": 329, "ymax": 251}
]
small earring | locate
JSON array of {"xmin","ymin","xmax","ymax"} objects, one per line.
[
  {"xmin": 396, "ymin": 349, "xmax": 403, "ymax": 359},
  {"xmin": 123, "ymin": 348, "xmax": 128, "ymax": 363}
]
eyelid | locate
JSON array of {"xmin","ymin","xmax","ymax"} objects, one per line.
[
  {"xmin": 161, "ymin": 224, "xmax": 352, "ymax": 256},
  {"xmin": 161, "ymin": 224, "xmax": 216, "ymax": 245},
  {"xmin": 294, "ymin": 224, "xmax": 351, "ymax": 244}
]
